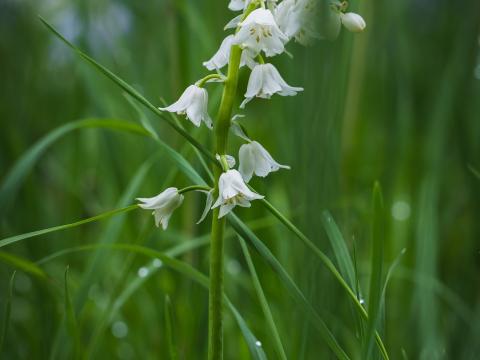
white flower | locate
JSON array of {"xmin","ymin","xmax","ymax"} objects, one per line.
[
  {"xmin": 203, "ymin": 35, "xmax": 258, "ymax": 71},
  {"xmin": 233, "ymin": 8, "xmax": 288, "ymax": 57},
  {"xmin": 137, "ymin": 187, "xmax": 184, "ymax": 230},
  {"xmin": 241, "ymin": 63, "xmax": 303, "ymax": 108},
  {"xmin": 341, "ymin": 12, "xmax": 366, "ymax": 33},
  {"xmin": 274, "ymin": 0, "xmax": 319, "ymax": 46},
  {"xmin": 239, "ymin": 141, "xmax": 290, "ymax": 182},
  {"xmin": 159, "ymin": 85, "xmax": 213, "ymax": 128},
  {"xmin": 228, "ymin": 0, "xmax": 251, "ymax": 11},
  {"xmin": 212, "ymin": 169, "xmax": 264, "ymax": 218}
]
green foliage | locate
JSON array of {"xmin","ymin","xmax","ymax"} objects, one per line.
[{"xmin": 1, "ymin": 0, "xmax": 479, "ymax": 359}]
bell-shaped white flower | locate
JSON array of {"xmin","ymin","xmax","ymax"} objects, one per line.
[
  {"xmin": 137, "ymin": 187, "xmax": 184, "ymax": 230},
  {"xmin": 341, "ymin": 12, "xmax": 366, "ymax": 33},
  {"xmin": 233, "ymin": 8, "xmax": 288, "ymax": 57},
  {"xmin": 159, "ymin": 85, "xmax": 213, "ymax": 129},
  {"xmin": 275, "ymin": 0, "xmax": 320, "ymax": 46},
  {"xmin": 212, "ymin": 169, "xmax": 264, "ymax": 218},
  {"xmin": 241, "ymin": 63, "xmax": 303, "ymax": 108},
  {"xmin": 203, "ymin": 35, "xmax": 258, "ymax": 71},
  {"xmin": 239, "ymin": 141, "xmax": 290, "ymax": 182}
]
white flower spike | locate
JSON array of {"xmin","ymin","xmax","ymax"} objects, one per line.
[
  {"xmin": 341, "ymin": 13, "xmax": 366, "ymax": 33},
  {"xmin": 239, "ymin": 141, "xmax": 290, "ymax": 182},
  {"xmin": 137, "ymin": 187, "xmax": 184, "ymax": 230},
  {"xmin": 241, "ymin": 63, "xmax": 303, "ymax": 108},
  {"xmin": 212, "ymin": 169, "xmax": 264, "ymax": 218},
  {"xmin": 234, "ymin": 8, "xmax": 288, "ymax": 57},
  {"xmin": 159, "ymin": 85, "xmax": 213, "ymax": 129}
]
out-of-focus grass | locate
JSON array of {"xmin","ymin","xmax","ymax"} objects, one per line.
[{"xmin": 1, "ymin": 0, "xmax": 480, "ymax": 359}]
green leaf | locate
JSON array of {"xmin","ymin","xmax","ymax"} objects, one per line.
[
  {"xmin": 164, "ymin": 296, "xmax": 178, "ymax": 360},
  {"xmin": 0, "ymin": 205, "xmax": 139, "ymax": 249},
  {"xmin": 363, "ymin": 182, "xmax": 385, "ymax": 360},
  {"xmin": 0, "ymin": 251, "xmax": 48, "ymax": 279},
  {"xmin": 0, "ymin": 272, "xmax": 16, "ymax": 354},
  {"xmin": 239, "ymin": 236, "xmax": 288, "ymax": 360},
  {"xmin": 321, "ymin": 211, "xmax": 356, "ymax": 290},
  {"xmin": 64, "ymin": 267, "xmax": 80, "ymax": 360},
  {"xmin": 229, "ymin": 215, "xmax": 350, "ymax": 360}
]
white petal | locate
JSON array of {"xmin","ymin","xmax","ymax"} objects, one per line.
[
  {"xmin": 197, "ymin": 190, "xmax": 214, "ymax": 224},
  {"xmin": 224, "ymin": 14, "xmax": 243, "ymax": 30},
  {"xmin": 203, "ymin": 35, "xmax": 234, "ymax": 71},
  {"xmin": 218, "ymin": 203, "xmax": 235, "ymax": 218},
  {"xmin": 238, "ymin": 144, "xmax": 256, "ymax": 182}
]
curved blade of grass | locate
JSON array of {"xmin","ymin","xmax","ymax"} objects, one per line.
[
  {"xmin": 0, "ymin": 118, "xmax": 149, "ymax": 216},
  {"xmin": 363, "ymin": 182, "xmax": 385, "ymax": 360},
  {"xmin": 229, "ymin": 215, "xmax": 350, "ymax": 360},
  {"xmin": 0, "ymin": 205, "xmax": 138, "ymax": 249},
  {"xmin": 239, "ymin": 236, "xmax": 288, "ymax": 360},
  {"xmin": 0, "ymin": 271, "xmax": 16, "ymax": 354},
  {"xmin": 0, "ymin": 251, "xmax": 48, "ymax": 279},
  {"xmin": 321, "ymin": 211, "xmax": 356, "ymax": 290},
  {"xmin": 64, "ymin": 267, "xmax": 80, "ymax": 360},
  {"xmin": 39, "ymin": 16, "xmax": 216, "ymax": 165},
  {"xmin": 164, "ymin": 295, "xmax": 178, "ymax": 360}
]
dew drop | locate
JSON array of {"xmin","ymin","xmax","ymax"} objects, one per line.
[
  {"xmin": 391, "ymin": 200, "xmax": 411, "ymax": 221},
  {"xmin": 255, "ymin": 340, "xmax": 262, "ymax": 347},
  {"xmin": 137, "ymin": 267, "xmax": 149, "ymax": 278},
  {"xmin": 359, "ymin": 298, "xmax": 365, "ymax": 305},
  {"xmin": 112, "ymin": 321, "xmax": 129, "ymax": 338},
  {"xmin": 153, "ymin": 259, "xmax": 163, "ymax": 268}
]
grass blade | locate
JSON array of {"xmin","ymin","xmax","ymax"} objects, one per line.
[
  {"xmin": 239, "ymin": 236, "xmax": 288, "ymax": 360},
  {"xmin": 0, "ymin": 205, "xmax": 138, "ymax": 249},
  {"xmin": 0, "ymin": 271, "xmax": 16, "ymax": 354},
  {"xmin": 164, "ymin": 295, "xmax": 178, "ymax": 360},
  {"xmin": 321, "ymin": 211, "xmax": 356, "ymax": 290},
  {"xmin": 64, "ymin": 267, "xmax": 80, "ymax": 360},
  {"xmin": 0, "ymin": 252, "xmax": 48, "ymax": 279},
  {"xmin": 363, "ymin": 182, "xmax": 385, "ymax": 359}
]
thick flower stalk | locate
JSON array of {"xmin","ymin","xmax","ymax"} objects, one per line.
[{"xmin": 135, "ymin": 1, "xmax": 367, "ymax": 359}]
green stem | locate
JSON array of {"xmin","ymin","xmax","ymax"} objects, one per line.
[
  {"xmin": 208, "ymin": 40, "xmax": 243, "ymax": 360},
  {"xmin": 178, "ymin": 185, "xmax": 211, "ymax": 194},
  {"xmin": 197, "ymin": 74, "xmax": 224, "ymax": 88}
]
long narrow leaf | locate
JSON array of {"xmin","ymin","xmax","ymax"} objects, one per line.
[
  {"xmin": 0, "ymin": 272, "xmax": 16, "ymax": 353},
  {"xmin": 239, "ymin": 236, "xmax": 288, "ymax": 360},
  {"xmin": 363, "ymin": 182, "xmax": 385, "ymax": 359},
  {"xmin": 0, "ymin": 205, "xmax": 138, "ymax": 249},
  {"xmin": 321, "ymin": 211, "xmax": 356, "ymax": 289}
]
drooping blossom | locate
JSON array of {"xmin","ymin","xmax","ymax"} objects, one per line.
[
  {"xmin": 239, "ymin": 141, "xmax": 290, "ymax": 182},
  {"xmin": 137, "ymin": 188, "xmax": 184, "ymax": 230}
]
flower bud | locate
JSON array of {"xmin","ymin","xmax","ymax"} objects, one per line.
[{"xmin": 341, "ymin": 12, "xmax": 366, "ymax": 33}]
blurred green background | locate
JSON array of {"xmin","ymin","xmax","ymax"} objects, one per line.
[{"xmin": 1, "ymin": 0, "xmax": 480, "ymax": 359}]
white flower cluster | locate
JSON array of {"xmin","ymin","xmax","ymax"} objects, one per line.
[{"xmin": 138, "ymin": 0, "xmax": 365, "ymax": 228}]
